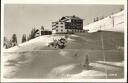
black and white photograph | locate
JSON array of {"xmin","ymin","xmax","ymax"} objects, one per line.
[{"xmin": 1, "ymin": 0, "xmax": 127, "ymax": 82}]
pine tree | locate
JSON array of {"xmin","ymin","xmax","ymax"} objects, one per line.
[
  {"xmin": 94, "ymin": 18, "xmax": 96, "ymax": 22},
  {"xmin": 3, "ymin": 36, "xmax": 8, "ymax": 48},
  {"xmin": 30, "ymin": 28, "xmax": 36, "ymax": 39},
  {"xmin": 27, "ymin": 34, "xmax": 30, "ymax": 41},
  {"xmin": 27, "ymin": 28, "xmax": 36, "ymax": 40},
  {"xmin": 96, "ymin": 17, "xmax": 99, "ymax": 21},
  {"xmin": 41, "ymin": 26, "xmax": 44, "ymax": 31},
  {"xmin": 100, "ymin": 16, "xmax": 104, "ymax": 20},
  {"xmin": 11, "ymin": 34, "xmax": 18, "ymax": 46},
  {"xmin": 102, "ymin": 16, "xmax": 104, "ymax": 19},
  {"xmin": 22, "ymin": 34, "xmax": 26, "ymax": 43}
]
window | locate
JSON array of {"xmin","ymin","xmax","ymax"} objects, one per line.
[
  {"xmin": 61, "ymin": 29, "xmax": 63, "ymax": 32},
  {"xmin": 56, "ymin": 29, "xmax": 58, "ymax": 32},
  {"xmin": 61, "ymin": 26, "xmax": 63, "ymax": 28},
  {"xmin": 61, "ymin": 22, "xmax": 63, "ymax": 24},
  {"xmin": 56, "ymin": 26, "xmax": 58, "ymax": 28},
  {"xmin": 67, "ymin": 26, "xmax": 70, "ymax": 29}
]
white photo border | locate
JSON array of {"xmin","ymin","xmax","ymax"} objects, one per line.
[{"xmin": 1, "ymin": 0, "xmax": 127, "ymax": 82}]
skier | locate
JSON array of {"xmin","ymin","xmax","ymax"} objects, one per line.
[{"xmin": 83, "ymin": 55, "xmax": 89, "ymax": 69}]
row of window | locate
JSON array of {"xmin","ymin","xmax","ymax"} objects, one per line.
[
  {"xmin": 53, "ymin": 25, "xmax": 82, "ymax": 28},
  {"xmin": 55, "ymin": 23, "xmax": 82, "ymax": 27},
  {"xmin": 67, "ymin": 29, "xmax": 82, "ymax": 32},
  {"xmin": 55, "ymin": 26, "xmax": 64, "ymax": 28},
  {"xmin": 52, "ymin": 21, "xmax": 82, "ymax": 25},
  {"xmin": 53, "ymin": 25, "xmax": 82, "ymax": 29},
  {"xmin": 72, "ymin": 20, "xmax": 82, "ymax": 22},
  {"xmin": 66, "ymin": 24, "xmax": 82, "ymax": 26},
  {"xmin": 55, "ymin": 29, "xmax": 83, "ymax": 33},
  {"xmin": 56, "ymin": 29, "xmax": 63, "ymax": 32},
  {"xmin": 66, "ymin": 26, "xmax": 82, "ymax": 29},
  {"xmin": 55, "ymin": 22, "xmax": 64, "ymax": 24}
]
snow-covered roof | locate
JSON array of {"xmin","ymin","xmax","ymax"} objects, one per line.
[
  {"xmin": 65, "ymin": 15, "xmax": 82, "ymax": 20},
  {"xmin": 52, "ymin": 15, "xmax": 83, "ymax": 24},
  {"xmin": 60, "ymin": 15, "xmax": 83, "ymax": 22}
]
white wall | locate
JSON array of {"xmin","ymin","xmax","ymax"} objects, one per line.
[{"xmin": 52, "ymin": 22, "xmax": 67, "ymax": 33}]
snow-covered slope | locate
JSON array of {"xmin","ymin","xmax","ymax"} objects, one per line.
[
  {"xmin": 3, "ymin": 32, "xmax": 124, "ymax": 79},
  {"xmin": 84, "ymin": 10, "xmax": 124, "ymax": 33},
  {"xmin": 4, "ymin": 31, "xmax": 124, "ymax": 52}
]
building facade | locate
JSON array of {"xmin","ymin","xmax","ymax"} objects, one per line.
[
  {"xmin": 35, "ymin": 26, "xmax": 52, "ymax": 37},
  {"xmin": 52, "ymin": 15, "xmax": 83, "ymax": 34}
]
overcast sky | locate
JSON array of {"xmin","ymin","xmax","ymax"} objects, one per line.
[{"xmin": 4, "ymin": 4, "xmax": 124, "ymax": 43}]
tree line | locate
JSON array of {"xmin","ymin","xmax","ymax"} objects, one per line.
[
  {"xmin": 4, "ymin": 27, "xmax": 41, "ymax": 49},
  {"xmin": 4, "ymin": 34, "xmax": 18, "ymax": 49}
]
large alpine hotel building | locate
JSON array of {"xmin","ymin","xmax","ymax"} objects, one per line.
[{"xmin": 52, "ymin": 15, "xmax": 84, "ymax": 33}]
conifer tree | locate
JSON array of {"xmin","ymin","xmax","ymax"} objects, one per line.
[
  {"xmin": 22, "ymin": 34, "xmax": 27, "ymax": 43},
  {"xmin": 11, "ymin": 34, "xmax": 18, "ymax": 46}
]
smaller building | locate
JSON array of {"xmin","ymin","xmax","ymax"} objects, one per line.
[
  {"xmin": 40, "ymin": 26, "xmax": 52, "ymax": 35},
  {"xmin": 35, "ymin": 26, "xmax": 52, "ymax": 37},
  {"xmin": 41, "ymin": 30, "xmax": 52, "ymax": 35}
]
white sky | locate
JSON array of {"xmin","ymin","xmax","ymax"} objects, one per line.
[{"xmin": 4, "ymin": 4, "xmax": 124, "ymax": 43}]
